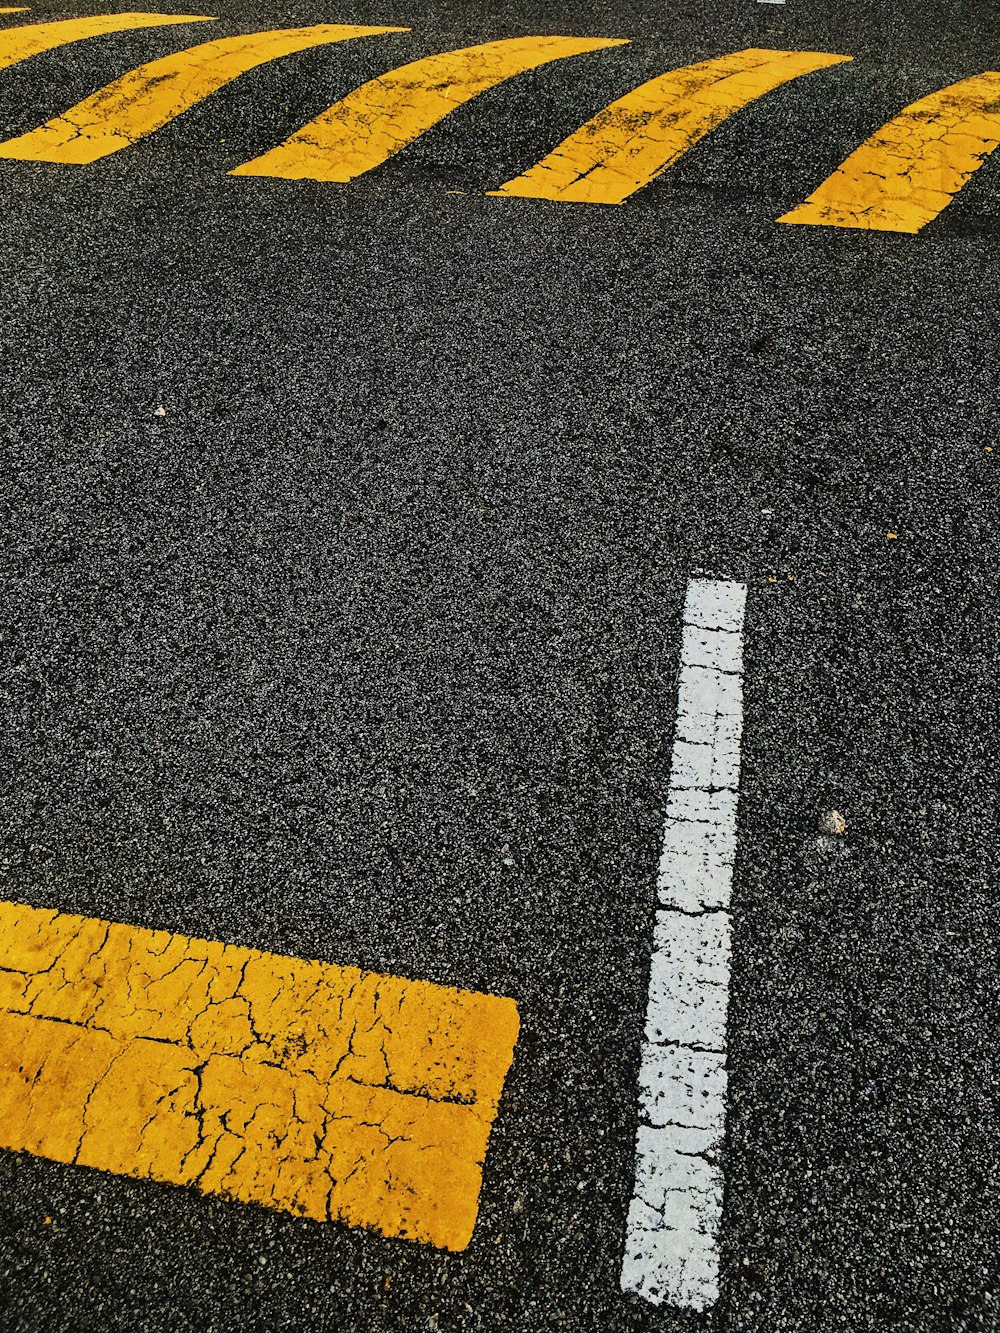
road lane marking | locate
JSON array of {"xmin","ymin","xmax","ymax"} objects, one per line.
[
  {"xmin": 0, "ymin": 24, "xmax": 406, "ymax": 165},
  {"xmin": 490, "ymin": 48, "xmax": 849, "ymax": 204},
  {"xmin": 621, "ymin": 578, "xmax": 746, "ymax": 1311},
  {"xmin": 2, "ymin": 16, "xmax": 986, "ymax": 239},
  {"xmin": 230, "ymin": 34, "xmax": 628, "ymax": 183},
  {"xmin": 0, "ymin": 901, "xmax": 519, "ymax": 1250},
  {"xmin": 0, "ymin": 12, "xmax": 213, "ymax": 73},
  {"xmin": 779, "ymin": 71, "xmax": 1000, "ymax": 232}
]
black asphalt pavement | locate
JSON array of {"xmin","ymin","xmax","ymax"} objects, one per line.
[{"xmin": 0, "ymin": 2, "xmax": 998, "ymax": 1329}]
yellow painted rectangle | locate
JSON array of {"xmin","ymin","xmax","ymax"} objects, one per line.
[{"xmin": 0, "ymin": 901, "xmax": 519, "ymax": 1250}]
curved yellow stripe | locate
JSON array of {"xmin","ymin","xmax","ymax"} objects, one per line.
[
  {"xmin": 0, "ymin": 24, "xmax": 407, "ymax": 165},
  {"xmin": 0, "ymin": 12, "xmax": 212, "ymax": 72},
  {"xmin": 779, "ymin": 72, "xmax": 1000, "ymax": 233},
  {"xmin": 491, "ymin": 48, "xmax": 851, "ymax": 205},
  {"xmin": 232, "ymin": 34, "xmax": 628, "ymax": 182}
]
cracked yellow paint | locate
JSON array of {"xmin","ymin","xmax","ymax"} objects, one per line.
[
  {"xmin": 780, "ymin": 71, "xmax": 1000, "ymax": 232},
  {"xmin": 231, "ymin": 34, "xmax": 628, "ymax": 183},
  {"xmin": 0, "ymin": 24, "xmax": 407, "ymax": 166},
  {"xmin": 0, "ymin": 12, "xmax": 212, "ymax": 73},
  {"xmin": 491, "ymin": 48, "xmax": 850, "ymax": 205},
  {"xmin": 0, "ymin": 901, "xmax": 519, "ymax": 1250}
]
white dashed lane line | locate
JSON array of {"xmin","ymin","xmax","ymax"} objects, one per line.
[{"xmin": 621, "ymin": 577, "xmax": 747, "ymax": 1312}]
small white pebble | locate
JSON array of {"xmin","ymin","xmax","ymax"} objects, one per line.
[
  {"xmin": 818, "ymin": 810, "xmax": 846, "ymax": 836},
  {"xmin": 154, "ymin": 406, "xmax": 166, "ymax": 417}
]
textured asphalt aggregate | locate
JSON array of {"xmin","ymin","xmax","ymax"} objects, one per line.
[{"xmin": 0, "ymin": 1, "xmax": 998, "ymax": 1329}]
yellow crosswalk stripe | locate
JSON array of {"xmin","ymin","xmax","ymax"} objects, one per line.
[
  {"xmin": 0, "ymin": 901, "xmax": 520, "ymax": 1250},
  {"xmin": 0, "ymin": 12, "xmax": 213, "ymax": 72},
  {"xmin": 231, "ymin": 34, "xmax": 628, "ymax": 183},
  {"xmin": 0, "ymin": 25, "xmax": 407, "ymax": 165},
  {"xmin": 491, "ymin": 48, "xmax": 851, "ymax": 205},
  {"xmin": 779, "ymin": 71, "xmax": 1000, "ymax": 232}
]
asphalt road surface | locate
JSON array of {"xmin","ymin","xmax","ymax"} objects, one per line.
[{"xmin": 0, "ymin": 1, "xmax": 998, "ymax": 1330}]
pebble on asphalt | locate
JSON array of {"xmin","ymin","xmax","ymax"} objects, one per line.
[{"xmin": 818, "ymin": 809, "xmax": 847, "ymax": 835}]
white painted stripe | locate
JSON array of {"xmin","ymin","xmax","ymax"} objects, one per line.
[{"xmin": 621, "ymin": 577, "xmax": 746, "ymax": 1311}]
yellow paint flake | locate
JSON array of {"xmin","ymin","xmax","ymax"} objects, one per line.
[
  {"xmin": 0, "ymin": 902, "xmax": 519, "ymax": 1250},
  {"xmin": 887, "ymin": 532, "xmax": 898, "ymax": 539}
]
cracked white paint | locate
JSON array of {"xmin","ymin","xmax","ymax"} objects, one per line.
[{"xmin": 621, "ymin": 577, "xmax": 746, "ymax": 1310}]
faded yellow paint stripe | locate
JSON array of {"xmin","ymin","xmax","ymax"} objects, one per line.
[
  {"xmin": 779, "ymin": 72, "xmax": 1000, "ymax": 233},
  {"xmin": 0, "ymin": 24, "xmax": 406, "ymax": 165},
  {"xmin": 0, "ymin": 901, "xmax": 519, "ymax": 1250},
  {"xmin": 0, "ymin": 9, "xmax": 31, "ymax": 15},
  {"xmin": 491, "ymin": 48, "xmax": 850, "ymax": 205},
  {"xmin": 231, "ymin": 34, "xmax": 628, "ymax": 182},
  {"xmin": 0, "ymin": 12, "xmax": 212, "ymax": 72}
]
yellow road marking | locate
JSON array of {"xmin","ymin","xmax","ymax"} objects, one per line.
[
  {"xmin": 0, "ymin": 901, "xmax": 519, "ymax": 1250},
  {"xmin": 779, "ymin": 71, "xmax": 1000, "ymax": 232},
  {"xmin": 231, "ymin": 34, "xmax": 628, "ymax": 183},
  {"xmin": 0, "ymin": 9, "xmax": 31, "ymax": 14},
  {"xmin": 0, "ymin": 12, "xmax": 213, "ymax": 72},
  {"xmin": 491, "ymin": 48, "xmax": 850, "ymax": 204},
  {"xmin": 0, "ymin": 24, "xmax": 406, "ymax": 165}
]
